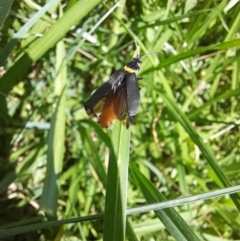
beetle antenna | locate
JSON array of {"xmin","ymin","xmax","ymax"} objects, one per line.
[
  {"xmin": 140, "ymin": 52, "xmax": 161, "ymax": 59},
  {"xmin": 127, "ymin": 27, "xmax": 140, "ymax": 58}
]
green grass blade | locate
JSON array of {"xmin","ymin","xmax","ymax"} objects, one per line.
[
  {"xmin": 159, "ymin": 91, "xmax": 240, "ymax": 210},
  {"xmin": 0, "ymin": 214, "xmax": 103, "ymax": 239},
  {"xmin": 0, "ymin": 0, "xmax": 60, "ymax": 65},
  {"xmin": 208, "ymin": 6, "xmax": 240, "ymax": 97},
  {"xmin": 40, "ymin": 40, "xmax": 67, "ymax": 217},
  {"xmin": 130, "ymin": 163, "xmax": 201, "ymax": 241},
  {"xmin": 147, "ymin": 39, "xmax": 240, "ymax": 70},
  {"xmin": 126, "ymin": 219, "xmax": 139, "ymax": 241},
  {"xmin": 2, "ymin": 185, "xmax": 240, "ymax": 238},
  {"xmin": 231, "ymin": 50, "xmax": 240, "ymax": 113},
  {"xmin": 103, "ymin": 121, "xmax": 131, "ymax": 241},
  {"xmin": 1, "ymin": 1, "xmax": 239, "ymax": 239},
  {"xmin": 78, "ymin": 123, "xmax": 107, "ymax": 185},
  {"xmin": 0, "ymin": 0, "xmax": 13, "ymax": 27},
  {"xmin": 0, "ymin": 0, "xmax": 101, "ymax": 94},
  {"xmin": 127, "ymin": 185, "xmax": 240, "ymax": 215},
  {"xmin": 138, "ymin": 9, "xmax": 210, "ymax": 28},
  {"xmin": 187, "ymin": 88, "xmax": 240, "ymax": 120}
]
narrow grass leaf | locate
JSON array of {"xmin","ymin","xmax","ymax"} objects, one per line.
[
  {"xmin": 103, "ymin": 121, "xmax": 131, "ymax": 241},
  {"xmin": 0, "ymin": 0, "xmax": 101, "ymax": 94},
  {"xmin": 138, "ymin": 9, "xmax": 210, "ymax": 29},
  {"xmin": 187, "ymin": 88, "xmax": 240, "ymax": 119},
  {"xmin": 126, "ymin": 218, "xmax": 139, "ymax": 241},
  {"xmin": 0, "ymin": 214, "xmax": 103, "ymax": 239},
  {"xmin": 40, "ymin": 41, "xmax": 66, "ymax": 217},
  {"xmin": 148, "ymin": 39, "xmax": 240, "ymax": 69},
  {"xmin": 0, "ymin": 0, "xmax": 60, "ymax": 65},
  {"xmin": 130, "ymin": 163, "xmax": 201, "ymax": 241},
  {"xmin": 0, "ymin": 0, "xmax": 13, "ymax": 27},
  {"xmin": 127, "ymin": 185, "xmax": 240, "ymax": 215},
  {"xmin": 78, "ymin": 124, "xmax": 107, "ymax": 185},
  {"xmin": 207, "ymin": 7, "xmax": 240, "ymax": 97}
]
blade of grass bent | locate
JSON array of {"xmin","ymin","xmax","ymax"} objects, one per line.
[
  {"xmin": 103, "ymin": 121, "xmax": 131, "ymax": 241},
  {"xmin": 130, "ymin": 163, "xmax": 201, "ymax": 241}
]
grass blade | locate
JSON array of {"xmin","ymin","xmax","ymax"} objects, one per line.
[
  {"xmin": 159, "ymin": 91, "xmax": 240, "ymax": 210},
  {"xmin": 146, "ymin": 39, "xmax": 240, "ymax": 70},
  {"xmin": 130, "ymin": 162, "xmax": 201, "ymax": 241},
  {"xmin": 103, "ymin": 121, "xmax": 131, "ymax": 241},
  {"xmin": 40, "ymin": 40, "xmax": 66, "ymax": 217},
  {"xmin": 0, "ymin": 0, "xmax": 13, "ymax": 27},
  {"xmin": 2, "ymin": 185, "xmax": 240, "ymax": 238},
  {"xmin": 0, "ymin": 0, "xmax": 101, "ymax": 94},
  {"xmin": 0, "ymin": 0, "xmax": 60, "ymax": 65}
]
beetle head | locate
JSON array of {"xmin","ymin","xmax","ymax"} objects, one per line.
[{"xmin": 125, "ymin": 57, "xmax": 142, "ymax": 72}]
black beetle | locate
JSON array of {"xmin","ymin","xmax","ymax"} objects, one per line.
[{"xmin": 84, "ymin": 31, "xmax": 158, "ymax": 128}]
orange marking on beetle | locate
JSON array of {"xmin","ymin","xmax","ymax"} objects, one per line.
[{"xmin": 99, "ymin": 94, "xmax": 117, "ymax": 128}]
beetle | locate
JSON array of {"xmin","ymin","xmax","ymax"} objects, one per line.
[{"xmin": 84, "ymin": 31, "xmax": 158, "ymax": 129}]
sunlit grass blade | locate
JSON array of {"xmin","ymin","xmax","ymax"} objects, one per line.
[
  {"xmin": 130, "ymin": 162, "xmax": 201, "ymax": 241},
  {"xmin": 127, "ymin": 185, "xmax": 240, "ymax": 215},
  {"xmin": 146, "ymin": 39, "xmax": 240, "ymax": 69},
  {"xmin": 0, "ymin": 0, "xmax": 101, "ymax": 94},
  {"xmin": 138, "ymin": 9, "xmax": 210, "ymax": 28},
  {"xmin": 66, "ymin": 0, "xmax": 123, "ymax": 63},
  {"xmin": 103, "ymin": 121, "xmax": 131, "ymax": 241},
  {"xmin": 0, "ymin": 0, "xmax": 59, "ymax": 66}
]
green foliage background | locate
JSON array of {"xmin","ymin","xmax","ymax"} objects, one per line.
[{"xmin": 0, "ymin": 0, "xmax": 240, "ymax": 240}]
